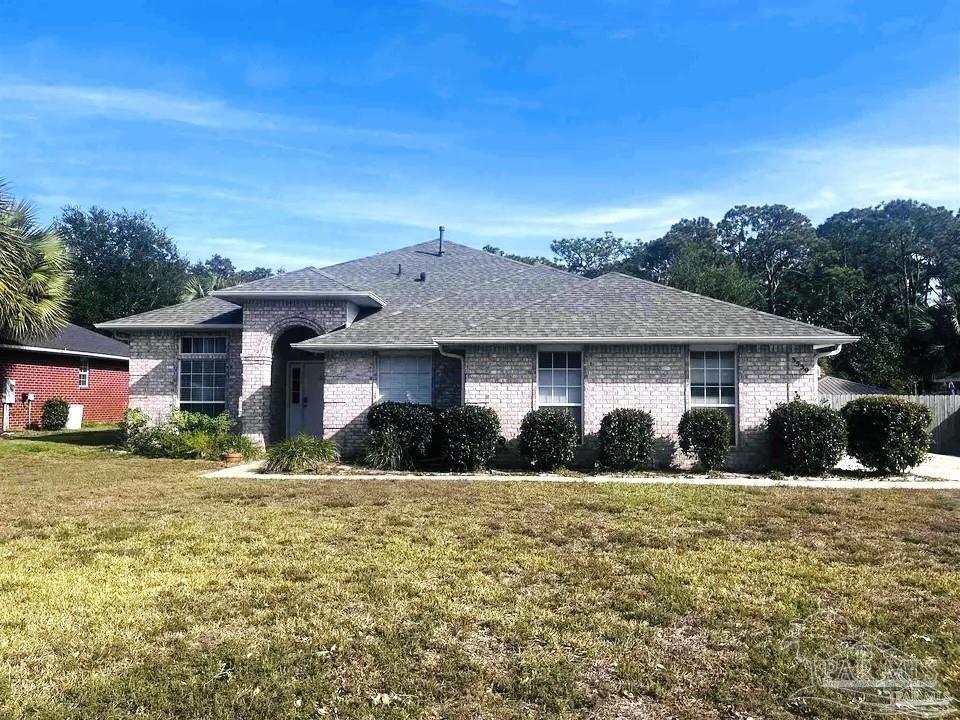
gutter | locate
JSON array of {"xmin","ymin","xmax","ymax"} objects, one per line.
[
  {"xmin": 432, "ymin": 335, "xmax": 860, "ymax": 346},
  {"xmin": 290, "ymin": 342, "xmax": 437, "ymax": 352},
  {"xmin": 93, "ymin": 323, "xmax": 244, "ymax": 331},
  {"xmin": 0, "ymin": 343, "xmax": 129, "ymax": 362}
]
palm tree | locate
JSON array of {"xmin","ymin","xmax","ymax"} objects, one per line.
[
  {"xmin": 0, "ymin": 183, "xmax": 71, "ymax": 339},
  {"xmin": 911, "ymin": 289, "xmax": 960, "ymax": 386}
]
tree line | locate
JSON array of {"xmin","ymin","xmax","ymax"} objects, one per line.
[
  {"xmin": 486, "ymin": 201, "xmax": 960, "ymax": 392},
  {"xmin": 2, "ymin": 181, "xmax": 957, "ymax": 392}
]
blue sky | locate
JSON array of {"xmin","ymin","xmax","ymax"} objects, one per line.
[{"xmin": 1, "ymin": 1, "xmax": 958, "ymax": 270}]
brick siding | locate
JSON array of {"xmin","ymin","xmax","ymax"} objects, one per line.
[
  {"xmin": 0, "ymin": 350, "xmax": 128, "ymax": 429},
  {"xmin": 322, "ymin": 351, "xmax": 377, "ymax": 456}
]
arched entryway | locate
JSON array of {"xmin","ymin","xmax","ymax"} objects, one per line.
[{"xmin": 269, "ymin": 325, "xmax": 322, "ymax": 443}]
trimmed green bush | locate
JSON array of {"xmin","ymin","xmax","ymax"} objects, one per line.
[
  {"xmin": 367, "ymin": 401, "xmax": 437, "ymax": 465},
  {"xmin": 168, "ymin": 409, "xmax": 233, "ymax": 436},
  {"xmin": 597, "ymin": 408, "xmax": 655, "ymax": 471},
  {"xmin": 264, "ymin": 435, "xmax": 340, "ymax": 473},
  {"xmin": 518, "ymin": 408, "xmax": 578, "ymax": 471},
  {"xmin": 842, "ymin": 396, "xmax": 932, "ymax": 473},
  {"xmin": 678, "ymin": 408, "xmax": 731, "ymax": 471},
  {"xmin": 440, "ymin": 405, "xmax": 501, "ymax": 471},
  {"xmin": 766, "ymin": 400, "xmax": 847, "ymax": 475},
  {"xmin": 120, "ymin": 408, "xmax": 258, "ymax": 461},
  {"xmin": 40, "ymin": 397, "xmax": 69, "ymax": 430}
]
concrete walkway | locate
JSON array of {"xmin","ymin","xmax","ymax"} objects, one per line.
[{"xmin": 205, "ymin": 457, "xmax": 960, "ymax": 490}]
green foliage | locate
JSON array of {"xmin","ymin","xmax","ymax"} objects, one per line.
[
  {"xmin": 481, "ymin": 245, "xmax": 560, "ymax": 269},
  {"xmin": 0, "ymin": 183, "xmax": 71, "ymax": 339},
  {"xmin": 363, "ymin": 429, "xmax": 410, "ymax": 470},
  {"xmin": 182, "ymin": 255, "xmax": 274, "ymax": 301},
  {"xmin": 842, "ymin": 396, "xmax": 932, "ymax": 473},
  {"xmin": 440, "ymin": 405, "xmax": 501, "ymax": 471},
  {"xmin": 766, "ymin": 400, "xmax": 846, "ymax": 475},
  {"xmin": 263, "ymin": 435, "xmax": 339, "ymax": 473},
  {"xmin": 550, "ymin": 231, "xmax": 634, "ymax": 277},
  {"xmin": 57, "ymin": 206, "xmax": 190, "ymax": 328},
  {"xmin": 119, "ymin": 408, "xmax": 149, "ymax": 446},
  {"xmin": 678, "ymin": 408, "xmax": 731, "ymax": 471},
  {"xmin": 597, "ymin": 408, "xmax": 655, "ymax": 471},
  {"xmin": 40, "ymin": 397, "xmax": 69, "ymax": 430},
  {"xmin": 367, "ymin": 401, "xmax": 438, "ymax": 465},
  {"xmin": 518, "ymin": 408, "xmax": 579, "ymax": 471},
  {"xmin": 167, "ymin": 409, "xmax": 233, "ymax": 436}
]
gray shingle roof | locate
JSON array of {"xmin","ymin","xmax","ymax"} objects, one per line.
[
  {"xmin": 1, "ymin": 323, "xmax": 129, "ymax": 358},
  {"xmin": 211, "ymin": 267, "xmax": 361, "ymax": 294},
  {"xmin": 432, "ymin": 273, "xmax": 856, "ymax": 343},
  {"xmin": 96, "ymin": 296, "xmax": 242, "ymax": 329},
  {"xmin": 819, "ymin": 375, "xmax": 888, "ymax": 395}
]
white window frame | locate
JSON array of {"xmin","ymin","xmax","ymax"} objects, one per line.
[
  {"xmin": 177, "ymin": 335, "xmax": 228, "ymax": 413},
  {"xmin": 78, "ymin": 360, "xmax": 89, "ymax": 389},
  {"xmin": 377, "ymin": 352, "xmax": 433, "ymax": 405},
  {"xmin": 688, "ymin": 345, "xmax": 738, "ymax": 446},
  {"xmin": 535, "ymin": 347, "xmax": 584, "ymax": 436}
]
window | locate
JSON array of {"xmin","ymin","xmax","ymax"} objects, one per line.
[
  {"xmin": 378, "ymin": 354, "xmax": 432, "ymax": 405},
  {"xmin": 180, "ymin": 336, "xmax": 227, "ymax": 354},
  {"xmin": 78, "ymin": 360, "xmax": 89, "ymax": 388},
  {"xmin": 179, "ymin": 336, "xmax": 227, "ymax": 415},
  {"xmin": 290, "ymin": 366, "xmax": 301, "ymax": 405},
  {"xmin": 537, "ymin": 350, "xmax": 582, "ymax": 434},
  {"xmin": 690, "ymin": 349, "xmax": 736, "ymax": 441}
]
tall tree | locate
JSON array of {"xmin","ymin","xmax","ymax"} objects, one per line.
[
  {"xmin": 550, "ymin": 231, "xmax": 633, "ymax": 277},
  {"xmin": 718, "ymin": 204, "xmax": 817, "ymax": 313},
  {"xmin": 58, "ymin": 207, "xmax": 190, "ymax": 327},
  {"xmin": 481, "ymin": 245, "xmax": 560, "ymax": 268},
  {"xmin": 0, "ymin": 184, "xmax": 71, "ymax": 339}
]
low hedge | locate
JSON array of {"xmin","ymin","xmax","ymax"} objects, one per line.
[
  {"xmin": 842, "ymin": 396, "xmax": 932, "ymax": 473},
  {"xmin": 766, "ymin": 400, "xmax": 846, "ymax": 475},
  {"xmin": 121, "ymin": 409, "xmax": 260, "ymax": 461},
  {"xmin": 367, "ymin": 401, "xmax": 437, "ymax": 465},
  {"xmin": 518, "ymin": 408, "xmax": 578, "ymax": 471},
  {"xmin": 440, "ymin": 405, "xmax": 501, "ymax": 471},
  {"xmin": 597, "ymin": 408, "xmax": 655, "ymax": 470},
  {"xmin": 678, "ymin": 408, "xmax": 731, "ymax": 471},
  {"xmin": 41, "ymin": 397, "xmax": 69, "ymax": 430}
]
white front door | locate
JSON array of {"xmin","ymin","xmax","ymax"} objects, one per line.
[{"xmin": 286, "ymin": 362, "xmax": 324, "ymax": 437}]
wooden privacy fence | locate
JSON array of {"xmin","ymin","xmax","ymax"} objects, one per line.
[{"xmin": 824, "ymin": 394, "xmax": 960, "ymax": 456}]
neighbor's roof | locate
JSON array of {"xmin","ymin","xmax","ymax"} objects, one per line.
[
  {"xmin": 936, "ymin": 371, "xmax": 960, "ymax": 384},
  {"xmin": 96, "ymin": 296, "xmax": 243, "ymax": 330},
  {"xmin": 0, "ymin": 323, "xmax": 129, "ymax": 360},
  {"xmin": 819, "ymin": 375, "xmax": 888, "ymax": 396}
]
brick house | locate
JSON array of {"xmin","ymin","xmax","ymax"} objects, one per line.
[
  {"xmin": 96, "ymin": 240, "xmax": 857, "ymax": 469},
  {"xmin": 0, "ymin": 323, "xmax": 129, "ymax": 430}
]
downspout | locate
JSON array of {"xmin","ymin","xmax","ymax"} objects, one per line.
[
  {"xmin": 437, "ymin": 345, "xmax": 465, "ymax": 405},
  {"xmin": 813, "ymin": 344, "xmax": 843, "ymax": 397}
]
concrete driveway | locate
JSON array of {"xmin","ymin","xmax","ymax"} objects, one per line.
[{"xmin": 908, "ymin": 453, "xmax": 960, "ymax": 481}]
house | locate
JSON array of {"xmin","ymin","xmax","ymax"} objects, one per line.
[
  {"xmin": 0, "ymin": 323, "xmax": 130, "ymax": 430},
  {"xmin": 818, "ymin": 375, "xmax": 889, "ymax": 397},
  {"xmin": 96, "ymin": 239, "xmax": 857, "ymax": 468}
]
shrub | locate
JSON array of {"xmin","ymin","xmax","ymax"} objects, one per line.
[
  {"xmin": 597, "ymin": 408, "xmax": 655, "ymax": 471},
  {"xmin": 766, "ymin": 400, "xmax": 847, "ymax": 475},
  {"xmin": 264, "ymin": 435, "xmax": 340, "ymax": 473},
  {"xmin": 217, "ymin": 433, "xmax": 261, "ymax": 460},
  {"xmin": 119, "ymin": 408, "xmax": 149, "ymax": 447},
  {"xmin": 363, "ymin": 429, "xmax": 409, "ymax": 470},
  {"xmin": 168, "ymin": 409, "xmax": 233, "ymax": 436},
  {"xmin": 40, "ymin": 397, "xmax": 69, "ymax": 430},
  {"xmin": 367, "ymin": 401, "xmax": 438, "ymax": 465},
  {"xmin": 678, "ymin": 408, "xmax": 731, "ymax": 471},
  {"xmin": 440, "ymin": 405, "xmax": 501, "ymax": 471},
  {"xmin": 518, "ymin": 408, "xmax": 578, "ymax": 471},
  {"xmin": 842, "ymin": 396, "xmax": 932, "ymax": 473}
]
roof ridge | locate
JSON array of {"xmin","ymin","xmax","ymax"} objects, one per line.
[{"xmin": 599, "ymin": 272, "xmax": 847, "ymax": 335}]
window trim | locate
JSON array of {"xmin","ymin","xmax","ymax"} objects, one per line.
[
  {"xmin": 376, "ymin": 351, "xmax": 434, "ymax": 405},
  {"xmin": 535, "ymin": 348, "xmax": 584, "ymax": 438},
  {"xmin": 176, "ymin": 335, "xmax": 228, "ymax": 413},
  {"xmin": 688, "ymin": 345, "xmax": 738, "ymax": 446},
  {"xmin": 78, "ymin": 360, "xmax": 89, "ymax": 389}
]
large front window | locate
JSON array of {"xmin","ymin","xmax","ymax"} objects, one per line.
[
  {"xmin": 378, "ymin": 354, "xmax": 433, "ymax": 405},
  {"xmin": 179, "ymin": 336, "xmax": 227, "ymax": 415},
  {"xmin": 537, "ymin": 350, "xmax": 582, "ymax": 434},
  {"xmin": 690, "ymin": 349, "xmax": 736, "ymax": 440}
]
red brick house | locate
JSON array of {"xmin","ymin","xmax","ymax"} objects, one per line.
[{"xmin": 0, "ymin": 324, "xmax": 129, "ymax": 431}]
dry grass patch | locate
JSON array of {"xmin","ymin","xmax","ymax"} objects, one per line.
[{"xmin": 0, "ymin": 432, "xmax": 957, "ymax": 719}]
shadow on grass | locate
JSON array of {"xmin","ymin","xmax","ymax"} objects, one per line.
[{"xmin": 13, "ymin": 429, "xmax": 120, "ymax": 447}]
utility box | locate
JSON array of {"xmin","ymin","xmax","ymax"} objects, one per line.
[
  {"xmin": 66, "ymin": 404, "xmax": 84, "ymax": 430},
  {"xmin": 2, "ymin": 378, "xmax": 15, "ymax": 405}
]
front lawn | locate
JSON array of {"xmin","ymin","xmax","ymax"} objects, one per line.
[{"xmin": 0, "ymin": 433, "xmax": 957, "ymax": 719}]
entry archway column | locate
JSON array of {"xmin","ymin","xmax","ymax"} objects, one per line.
[{"xmin": 240, "ymin": 354, "xmax": 272, "ymax": 446}]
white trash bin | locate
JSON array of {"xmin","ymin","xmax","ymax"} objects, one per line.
[{"xmin": 66, "ymin": 404, "xmax": 84, "ymax": 430}]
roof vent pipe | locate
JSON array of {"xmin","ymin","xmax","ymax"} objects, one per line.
[
  {"xmin": 397, "ymin": 263, "xmax": 402, "ymax": 275},
  {"xmin": 438, "ymin": 225, "xmax": 445, "ymax": 256},
  {"xmin": 418, "ymin": 271, "xmax": 427, "ymax": 282}
]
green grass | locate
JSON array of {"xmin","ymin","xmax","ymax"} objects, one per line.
[{"xmin": 0, "ymin": 432, "xmax": 957, "ymax": 719}]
